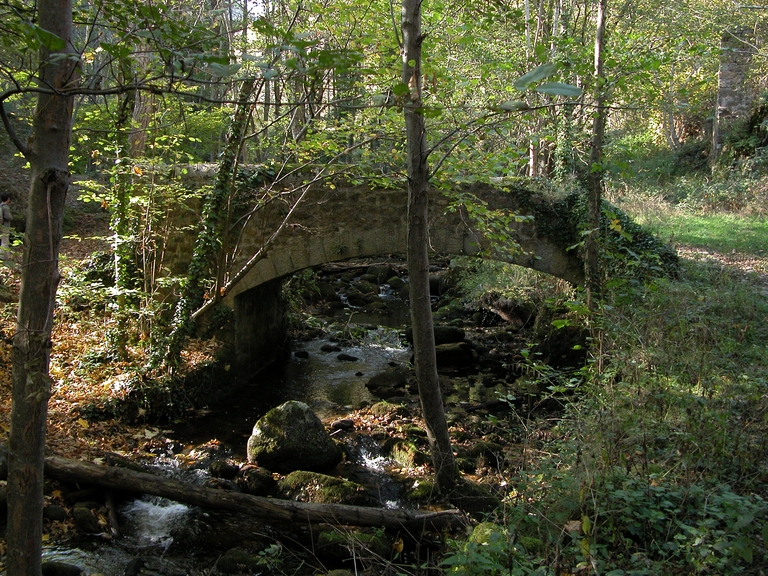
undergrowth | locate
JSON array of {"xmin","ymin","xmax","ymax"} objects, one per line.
[{"xmin": 441, "ymin": 165, "xmax": 768, "ymax": 574}]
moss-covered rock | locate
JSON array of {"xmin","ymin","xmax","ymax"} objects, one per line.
[
  {"xmin": 402, "ymin": 423, "xmax": 427, "ymax": 437},
  {"xmin": 448, "ymin": 479, "xmax": 502, "ymax": 517},
  {"xmin": 385, "ymin": 439, "xmax": 429, "ymax": 468},
  {"xmin": 356, "ymin": 279, "xmax": 380, "ymax": 294},
  {"xmin": 236, "ymin": 466, "xmax": 278, "ymax": 496},
  {"xmin": 469, "ymin": 521, "xmax": 508, "ymax": 545},
  {"xmin": 518, "ymin": 535, "xmax": 545, "ymax": 554},
  {"xmin": 386, "ymin": 275, "xmax": 405, "ymax": 290},
  {"xmin": 278, "ymin": 471, "xmax": 372, "ymax": 506},
  {"xmin": 246, "ymin": 401, "xmax": 342, "ymax": 473},
  {"xmin": 367, "ymin": 264, "xmax": 395, "ymax": 283},
  {"xmin": 468, "ymin": 441, "xmax": 505, "ymax": 463},
  {"xmin": 215, "ymin": 548, "xmax": 263, "ymax": 574},
  {"xmin": 369, "ymin": 401, "xmax": 407, "ymax": 418},
  {"xmin": 405, "ymin": 479, "xmax": 438, "ymax": 502}
]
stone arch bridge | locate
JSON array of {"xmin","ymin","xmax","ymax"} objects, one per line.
[{"xmin": 207, "ymin": 180, "xmax": 584, "ymax": 370}]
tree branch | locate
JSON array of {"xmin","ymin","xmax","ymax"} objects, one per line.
[{"xmin": 0, "ymin": 100, "xmax": 30, "ymax": 157}]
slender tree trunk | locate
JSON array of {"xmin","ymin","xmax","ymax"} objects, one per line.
[
  {"xmin": 401, "ymin": 0, "xmax": 456, "ymax": 494},
  {"xmin": 585, "ymin": 0, "xmax": 607, "ymax": 310},
  {"xmin": 6, "ymin": 0, "xmax": 76, "ymax": 572}
]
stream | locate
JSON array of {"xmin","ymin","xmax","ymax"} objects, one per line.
[
  {"xmin": 38, "ymin": 261, "xmax": 574, "ymax": 575},
  {"xmin": 42, "ymin": 267, "xmax": 423, "ymax": 575}
]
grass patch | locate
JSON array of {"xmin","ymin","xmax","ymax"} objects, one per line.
[{"xmin": 640, "ymin": 212, "xmax": 768, "ymax": 256}]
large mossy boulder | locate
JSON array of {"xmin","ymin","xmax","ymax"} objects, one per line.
[
  {"xmin": 435, "ymin": 342, "xmax": 475, "ymax": 368},
  {"xmin": 246, "ymin": 401, "xmax": 342, "ymax": 473}
]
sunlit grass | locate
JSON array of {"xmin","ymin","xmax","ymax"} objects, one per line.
[{"xmin": 644, "ymin": 212, "xmax": 768, "ymax": 256}]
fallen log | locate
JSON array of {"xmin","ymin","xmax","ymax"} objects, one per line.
[{"xmin": 44, "ymin": 456, "xmax": 466, "ymax": 531}]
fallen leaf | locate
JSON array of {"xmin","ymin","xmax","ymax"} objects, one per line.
[{"xmin": 564, "ymin": 520, "xmax": 581, "ymax": 533}]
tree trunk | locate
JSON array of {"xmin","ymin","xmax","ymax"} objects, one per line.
[
  {"xmin": 585, "ymin": 0, "xmax": 607, "ymax": 310},
  {"xmin": 401, "ymin": 0, "xmax": 456, "ymax": 494},
  {"xmin": 43, "ymin": 456, "xmax": 464, "ymax": 530},
  {"xmin": 6, "ymin": 0, "xmax": 77, "ymax": 572}
]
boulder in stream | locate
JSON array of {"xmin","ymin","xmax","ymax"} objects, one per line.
[
  {"xmin": 365, "ymin": 365, "xmax": 411, "ymax": 399},
  {"xmin": 246, "ymin": 401, "xmax": 342, "ymax": 473},
  {"xmin": 366, "ymin": 264, "xmax": 395, "ymax": 283},
  {"xmin": 278, "ymin": 470, "xmax": 373, "ymax": 506}
]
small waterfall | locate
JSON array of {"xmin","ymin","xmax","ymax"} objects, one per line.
[
  {"xmin": 347, "ymin": 436, "xmax": 404, "ymax": 510},
  {"xmin": 121, "ymin": 497, "xmax": 191, "ymax": 550}
]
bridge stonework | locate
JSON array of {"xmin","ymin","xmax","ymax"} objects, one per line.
[
  {"xmin": 226, "ymin": 183, "xmax": 583, "ymax": 305},
  {"xmin": 222, "ymin": 182, "xmax": 583, "ymax": 370}
]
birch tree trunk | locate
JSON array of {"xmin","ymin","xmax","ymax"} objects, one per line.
[
  {"xmin": 6, "ymin": 0, "xmax": 77, "ymax": 572},
  {"xmin": 401, "ymin": 0, "xmax": 456, "ymax": 494}
]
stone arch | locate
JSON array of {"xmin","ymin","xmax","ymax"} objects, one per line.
[
  {"xmin": 228, "ymin": 183, "xmax": 584, "ymax": 370},
  {"xmin": 225, "ymin": 184, "xmax": 583, "ymax": 307}
]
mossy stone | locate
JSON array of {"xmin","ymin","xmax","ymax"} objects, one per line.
[
  {"xmin": 370, "ymin": 401, "xmax": 405, "ymax": 418},
  {"xmin": 387, "ymin": 276, "xmax": 405, "ymax": 289},
  {"xmin": 406, "ymin": 479, "xmax": 437, "ymax": 502},
  {"xmin": 216, "ymin": 548, "xmax": 262, "ymax": 574},
  {"xmin": 356, "ymin": 279, "xmax": 380, "ymax": 294},
  {"xmin": 518, "ymin": 535, "xmax": 545, "ymax": 554},
  {"xmin": 246, "ymin": 401, "xmax": 342, "ymax": 473},
  {"xmin": 448, "ymin": 479, "xmax": 501, "ymax": 516},
  {"xmin": 237, "ymin": 466, "xmax": 278, "ymax": 496},
  {"xmin": 387, "ymin": 439, "xmax": 429, "ymax": 468},
  {"xmin": 469, "ymin": 521, "xmax": 507, "ymax": 545},
  {"xmin": 468, "ymin": 441, "xmax": 505, "ymax": 461},
  {"xmin": 278, "ymin": 471, "xmax": 371, "ymax": 505}
]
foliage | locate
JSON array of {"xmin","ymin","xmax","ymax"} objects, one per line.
[
  {"xmin": 281, "ymin": 268, "xmax": 321, "ymax": 331},
  {"xmin": 564, "ymin": 192, "xmax": 680, "ymax": 282},
  {"xmin": 442, "ymin": 522, "xmax": 541, "ymax": 576},
  {"xmin": 450, "ymin": 258, "xmax": 573, "ymax": 315}
]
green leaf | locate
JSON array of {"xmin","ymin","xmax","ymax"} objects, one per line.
[
  {"xmin": 261, "ymin": 68, "xmax": 279, "ymax": 79},
  {"xmin": 23, "ymin": 22, "xmax": 66, "ymax": 51},
  {"xmin": 392, "ymin": 82, "xmax": 410, "ymax": 97},
  {"xmin": 513, "ymin": 63, "xmax": 558, "ymax": 91},
  {"xmin": 422, "ymin": 106, "xmax": 444, "ymax": 118},
  {"xmin": 208, "ymin": 63, "xmax": 242, "ymax": 77},
  {"xmin": 535, "ymin": 82, "xmax": 583, "ymax": 97},
  {"xmin": 496, "ymin": 100, "xmax": 529, "ymax": 112}
]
